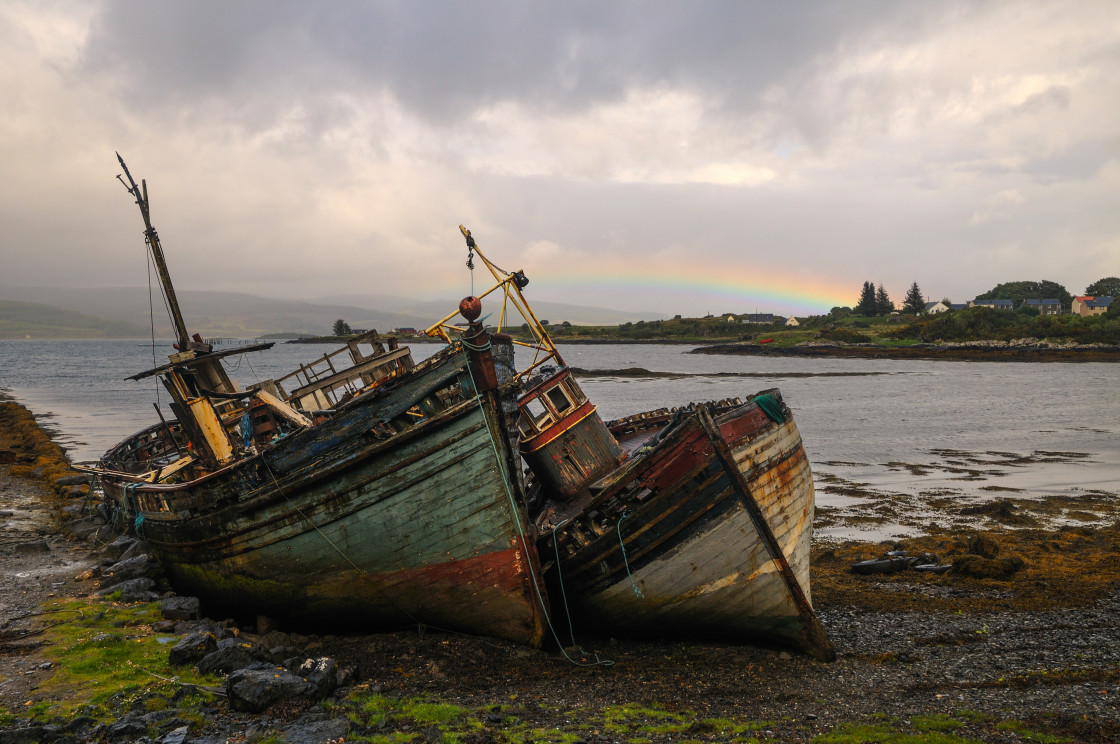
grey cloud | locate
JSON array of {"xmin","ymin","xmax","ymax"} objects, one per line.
[{"xmin": 80, "ymin": 1, "xmax": 915, "ymax": 128}]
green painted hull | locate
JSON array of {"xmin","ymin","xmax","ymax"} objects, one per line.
[{"xmin": 102, "ymin": 348, "xmax": 548, "ymax": 645}]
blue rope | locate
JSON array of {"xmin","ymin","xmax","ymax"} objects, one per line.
[
  {"xmin": 551, "ymin": 521, "xmax": 577, "ymax": 647},
  {"xmin": 240, "ymin": 412, "xmax": 253, "ymax": 449},
  {"xmin": 617, "ymin": 510, "xmax": 645, "ymax": 598},
  {"xmin": 124, "ymin": 482, "xmax": 145, "ymax": 538},
  {"xmin": 460, "ymin": 337, "xmax": 492, "ymax": 352}
]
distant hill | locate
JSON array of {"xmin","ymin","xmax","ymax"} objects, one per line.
[
  {"xmin": 310, "ymin": 293, "xmax": 662, "ymax": 326},
  {"xmin": 0, "ymin": 286, "xmax": 426, "ymax": 338},
  {"xmin": 0, "ymin": 285, "xmax": 660, "ymax": 338},
  {"xmin": 0, "ymin": 299, "xmax": 149, "ymax": 339}
]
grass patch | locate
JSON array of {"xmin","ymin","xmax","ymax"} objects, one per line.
[
  {"xmin": 344, "ymin": 690, "xmax": 478, "ymax": 742},
  {"xmin": 603, "ymin": 703, "xmax": 688, "ymax": 734},
  {"xmin": 334, "ymin": 692, "xmax": 788, "ymax": 744},
  {"xmin": 995, "ymin": 720, "xmax": 1072, "ymax": 743},
  {"xmin": 31, "ymin": 597, "xmax": 222, "ymax": 722},
  {"xmin": 812, "ymin": 722, "xmax": 981, "ymax": 743},
  {"xmin": 953, "ymin": 710, "xmax": 991, "ymax": 723},
  {"xmin": 912, "ymin": 714, "xmax": 963, "ymax": 732}
]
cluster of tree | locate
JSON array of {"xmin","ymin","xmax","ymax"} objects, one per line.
[
  {"xmin": 332, "ymin": 318, "xmax": 353, "ymax": 336},
  {"xmin": 1086, "ymin": 277, "xmax": 1120, "ymax": 297},
  {"xmin": 890, "ymin": 306, "xmax": 1120, "ymax": 344},
  {"xmin": 855, "ymin": 281, "xmax": 895, "ymax": 316},
  {"xmin": 975, "ymin": 280, "xmax": 1073, "ymax": 307},
  {"xmin": 855, "ymin": 276, "xmax": 1118, "ymax": 320}
]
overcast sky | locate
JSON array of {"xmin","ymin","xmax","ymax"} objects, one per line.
[{"xmin": 1, "ymin": 1, "xmax": 1117, "ymax": 317}]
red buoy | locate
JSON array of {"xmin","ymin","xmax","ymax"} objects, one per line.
[{"xmin": 459, "ymin": 296, "xmax": 482, "ymax": 322}]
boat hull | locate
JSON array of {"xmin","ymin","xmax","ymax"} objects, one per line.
[
  {"xmin": 542, "ymin": 391, "xmax": 833, "ymax": 659},
  {"xmin": 102, "ymin": 352, "xmax": 548, "ymax": 646}
]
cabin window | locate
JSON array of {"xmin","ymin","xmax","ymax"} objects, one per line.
[
  {"xmin": 546, "ymin": 385, "xmax": 573, "ymax": 415},
  {"xmin": 523, "ymin": 396, "xmax": 552, "ymax": 428},
  {"xmin": 563, "ymin": 378, "xmax": 587, "ymax": 405},
  {"xmin": 517, "ymin": 416, "xmax": 539, "ymax": 439}
]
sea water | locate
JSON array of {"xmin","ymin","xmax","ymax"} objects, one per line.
[{"xmin": 1, "ymin": 340, "xmax": 1117, "ymax": 535}]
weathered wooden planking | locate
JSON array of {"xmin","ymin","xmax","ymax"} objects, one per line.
[
  {"xmin": 105, "ymin": 346, "xmax": 548, "ymax": 646},
  {"xmin": 545, "ymin": 390, "xmax": 831, "ymax": 656}
]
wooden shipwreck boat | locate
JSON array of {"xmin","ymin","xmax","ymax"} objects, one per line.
[
  {"xmin": 88, "ymin": 154, "xmax": 830, "ymax": 657},
  {"xmin": 527, "ymin": 390, "xmax": 834, "ymax": 660},
  {"xmin": 87, "ymin": 157, "xmax": 548, "ymax": 645},
  {"xmin": 442, "ymin": 234, "xmax": 834, "ymax": 659}
]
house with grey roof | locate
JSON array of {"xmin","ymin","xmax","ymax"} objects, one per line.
[
  {"xmin": 1083, "ymin": 297, "xmax": 1113, "ymax": 316},
  {"xmin": 969, "ymin": 299, "xmax": 1014, "ymax": 310},
  {"xmin": 1022, "ymin": 299, "xmax": 1062, "ymax": 316}
]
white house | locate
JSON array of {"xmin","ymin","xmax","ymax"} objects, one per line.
[{"xmin": 924, "ymin": 301, "xmax": 949, "ymax": 314}]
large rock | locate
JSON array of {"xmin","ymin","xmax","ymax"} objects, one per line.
[
  {"xmin": 293, "ymin": 657, "xmax": 339, "ymax": 699},
  {"xmin": 196, "ymin": 638, "xmax": 270, "ymax": 675},
  {"xmin": 100, "ymin": 535, "xmax": 138, "ymax": 563},
  {"xmin": 161, "ymin": 726, "xmax": 189, "ymax": 744},
  {"xmin": 97, "ymin": 577, "xmax": 158, "ymax": 602},
  {"xmin": 62, "ymin": 516, "xmax": 102, "ymax": 540},
  {"xmin": 99, "ymin": 554, "xmax": 162, "ymax": 588},
  {"xmin": 226, "ymin": 667, "xmax": 317, "ymax": 713},
  {"xmin": 159, "ymin": 596, "xmax": 200, "ymax": 622},
  {"xmin": 173, "ymin": 619, "xmax": 233, "ymax": 640},
  {"xmin": 105, "ymin": 716, "xmax": 148, "ymax": 741},
  {"xmin": 169, "ymin": 630, "xmax": 218, "ymax": 666},
  {"xmin": 118, "ymin": 540, "xmax": 154, "ymax": 563},
  {"xmin": 0, "ymin": 725, "xmax": 61, "ymax": 744},
  {"xmin": 281, "ymin": 717, "xmax": 350, "ymax": 744},
  {"xmin": 259, "ymin": 630, "xmax": 292, "ymax": 649},
  {"xmin": 54, "ymin": 474, "xmax": 89, "ymax": 486}
]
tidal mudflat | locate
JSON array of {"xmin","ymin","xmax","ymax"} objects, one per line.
[{"xmin": 1, "ymin": 396, "xmax": 1118, "ymax": 743}]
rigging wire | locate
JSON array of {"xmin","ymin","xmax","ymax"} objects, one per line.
[
  {"xmin": 464, "ymin": 362, "xmax": 613, "ymax": 667},
  {"xmin": 146, "ymin": 246, "xmax": 160, "ymax": 408},
  {"xmin": 145, "ymin": 233, "xmax": 177, "ymax": 344}
]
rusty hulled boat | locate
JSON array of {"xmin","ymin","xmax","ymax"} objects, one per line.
[
  {"xmin": 87, "ymin": 159, "xmax": 548, "ymax": 645},
  {"xmin": 446, "ymin": 231, "xmax": 834, "ymax": 659},
  {"xmin": 526, "ymin": 388, "xmax": 834, "ymax": 659}
]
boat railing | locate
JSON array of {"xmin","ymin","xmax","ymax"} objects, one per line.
[{"xmin": 267, "ymin": 331, "xmax": 414, "ymax": 411}]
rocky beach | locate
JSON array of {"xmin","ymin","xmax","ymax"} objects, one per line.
[{"xmin": 0, "ymin": 396, "xmax": 1118, "ymax": 744}]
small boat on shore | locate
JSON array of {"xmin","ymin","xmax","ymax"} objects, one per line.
[
  {"xmin": 527, "ymin": 389, "xmax": 834, "ymax": 659},
  {"xmin": 86, "ymin": 157, "xmax": 548, "ymax": 645}
]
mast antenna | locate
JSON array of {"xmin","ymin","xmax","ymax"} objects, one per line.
[{"xmin": 116, "ymin": 153, "xmax": 193, "ymax": 352}]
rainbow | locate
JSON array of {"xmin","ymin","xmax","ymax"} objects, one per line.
[{"xmin": 420, "ymin": 259, "xmax": 854, "ymax": 316}]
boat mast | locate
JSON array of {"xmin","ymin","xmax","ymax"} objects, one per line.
[
  {"xmin": 116, "ymin": 152, "xmax": 193, "ymax": 353},
  {"xmin": 114, "ymin": 154, "xmax": 243, "ymax": 467}
]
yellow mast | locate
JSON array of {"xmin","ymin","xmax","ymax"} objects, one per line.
[{"xmin": 425, "ymin": 226, "xmax": 565, "ymax": 379}]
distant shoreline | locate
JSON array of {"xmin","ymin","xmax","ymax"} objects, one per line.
[
  {"xmin": 691, "ymin": 341, "xmax": 1120, "ymax": 362},
  {"xmin": 285, "ymin": 335, "xmax": 1120, "ymax": 361}
]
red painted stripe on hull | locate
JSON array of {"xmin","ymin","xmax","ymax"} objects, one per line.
[{"xmin": 170, "ymin": 542, "xmax": 548, "ymax": 647}]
